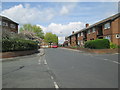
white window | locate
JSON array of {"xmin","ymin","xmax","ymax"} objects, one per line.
[
  {"xmin": 105, "ymin": 36, "xmax": 111, "ymax": 41},
  {"xmin": 3, "ymin": 22, "xmax": 8, "ymax": 26},
  {"xmin": 87, "ymin": 30, "xmax": 90, "ymax": 34},
  {"xmin": 81, "ymin": 32, "xmax": 83, "ymax": 36},
  {"xmin": 116, "ymin": 34, "xmax": 120, "ymax": 39},
  {"xmin": 104, "ymin": 22, "xmax": 110, "ymax": 29},
  {"xmin": 92, "ymin": 28, "xmax": 96, "ymax": 33},
  {"xmin": 10, "ymin": 24, "xmax": 16, "ymax": 28},
  {"xmin": 77, "ymin": 34, "xmax": 80, "ymax": 37}
]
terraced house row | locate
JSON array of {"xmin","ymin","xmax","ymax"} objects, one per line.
[{"xmin": 66, "ymin": 13, "xmax": 120, "ymax": 47}]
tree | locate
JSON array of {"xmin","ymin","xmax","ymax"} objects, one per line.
[
  {"xmin": 20, "ymin": 24, "xmax": 44, "ymax": 39},
  {"xmin": 44, "ymin": 32, "xmax": 58, "ymax": 44}
]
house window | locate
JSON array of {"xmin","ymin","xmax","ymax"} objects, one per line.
[
  {"xmin": 116, "ymin": 34, "xmax": 120, "ymax": 39},
  {"xmin": 81, "ymin": 32, "xmax": 83, "ymax": 36},
  {"xmin": 105, "ymin": 36, "xmax": 111, "ymax": 41},
  {"xmin": 77, "ymin": 34, "xmax": 80, "ymax": 37},
  {"xmin": 3, "ymin": 22, "xmax": 8, "ymax": 26},
  {"xmin": 104, "ymin": 22, "xmax": 110, "ymax": 29},
  {"xmin": 10, "ymin": 24, "xmax": 16, "ymax": 28},
  {"xmin": 92, "ymin": 28, "xmax": 96, "ymax": 33},
  {"xmin": 87, "ymin": 30, "xmax": 90, "ymax": 34}
]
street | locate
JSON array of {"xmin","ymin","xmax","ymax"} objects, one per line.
[{"xmin": 2, "ymin": 48, "xmax": 119, "ymax": 88}]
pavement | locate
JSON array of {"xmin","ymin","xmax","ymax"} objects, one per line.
[{"xmin": 2, "ymin": 48, "xmax": 119, "ymax": 88}]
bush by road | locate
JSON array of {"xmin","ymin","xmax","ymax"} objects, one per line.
[
  {"xmin": 84, "ymin": 39, "xmax": 110, "ymax": 49},
  {"xmin": 2, "ymin": 38, "xmax": 38, "ymax": 52}
]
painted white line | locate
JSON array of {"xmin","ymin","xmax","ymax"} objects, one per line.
[
  {"xmin": 51, "ymin": 76, "xmax": 54, "ymax": 80},
  {"xmin": 54, "ymin": 82, "xmax": 59, "ymax": 89},
  {"xmin": 103, "ymin": 59, "xmax": 120, "ymax": 64},
  {"xmin": 112, "ymin": 61, "xmax": 120, "ymax": 64},
  {"xmin": 44, "ymin": 59, "xmax": 47, "ymax": 65}
]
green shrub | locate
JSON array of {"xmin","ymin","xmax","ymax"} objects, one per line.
[
  {"xmin": 2, "ymin": 38, "xmax": 38, "ymax": 52},
  {"xmin": 84, "ymin": 39, "xmax": 110, "ymax": 49},
  {"xmin": 110, "ymin": 42, "xmax": 118, "ymax": 49}
]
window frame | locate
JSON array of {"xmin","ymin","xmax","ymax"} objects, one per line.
[
  {"xmin": 92, "ymin": 28, "xmax": 96, "ymax": 33},
  {"xmin": 2, "ymin": 21, "xmax": 8, "ymax": 26},
  {"xmin": 104, "ymin": 22, "xmax": 110, "ymax": 29},
  {"xmin": 10, "ymin": 23, "xmax": 16, "ymax": 29},
  {"xmin": 87, "ymin": 29, "xmax": 90, "ymax": 34},
  {"xmin": 116, "ymin": 34, "xmax": 120, "ymax": 39},
  {"xmin": 81, "ymin": 32, "xmax": 83, "ymax": 36}
]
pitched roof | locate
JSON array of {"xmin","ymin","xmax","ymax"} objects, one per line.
[
  {"xmin": 67, "ymin": 13, "xmax": 120, "ymax": 37},
  {"xmin": 0, "ymin": 15, "xmax": 19, "ymax": 25}
]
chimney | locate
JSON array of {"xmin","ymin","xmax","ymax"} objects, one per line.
[
  {"xmin": 86, "ymin": 23, "xmax": 89, "ymax": 28},
  {"xmin": 72, "ymin": 31, "xmax": 74, "ymax": 34}
]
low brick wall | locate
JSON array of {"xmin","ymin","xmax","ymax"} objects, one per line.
[
  {"xmin": 64, "ymin": 47, "xmax": 120, "ymax": 54},
  {"xmin": 1, "ymin": 49, "xmax": 39, "ymax": 58}
]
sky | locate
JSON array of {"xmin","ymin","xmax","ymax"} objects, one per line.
[{"xmin": 1, "ymin": 1, "xmax": 119, "ymax": 44}]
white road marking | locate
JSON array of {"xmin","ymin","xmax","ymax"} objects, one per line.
[
  {"xmin": 103, "ymin": 58, "xmax": 120, "ymax": 64},
  {"xmin": 44, "ymin": 59, "xmax": 47, "ymax": 65},
  {"xmin": 112, "ymin": 61, "xmax": 120, "ymax": 64},
  {"xmin": 51, "ymin": 76, "xmax": 54, "ymax": 80},
  {"xmin": 54, "ymin": 81, "xmax": 59, "ymax": 89}
]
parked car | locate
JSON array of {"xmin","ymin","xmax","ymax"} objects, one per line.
[{"xmin": 52, "ymin": 45, "xmax": 58, "ymax": 48}]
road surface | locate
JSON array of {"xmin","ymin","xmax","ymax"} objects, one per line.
[{"xmin": 2, "ymin": 48, "xmax": 119, "ymax": 88}]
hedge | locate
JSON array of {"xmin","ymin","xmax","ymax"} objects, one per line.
[
  {"xmin": 2, "ymin": 38, "xmax": 38, "ymax": 52},
  {"xmin": 84, "ymin": 39, "xmax": 110, "ymax": 49}
]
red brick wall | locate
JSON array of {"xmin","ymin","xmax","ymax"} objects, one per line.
[
  {"xmin": 71, "ymin": 35, "xmax": 77, "ymax": 46},
  {"xmin": 87, "ymin": 29, "xmax": 97, "ymax": 40},
  {"xmin": 111, "ymin": 17, "xmax": 120, "ymax": 46}
]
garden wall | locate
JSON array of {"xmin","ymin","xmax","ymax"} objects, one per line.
[{"xmin": 1, "ymin": 49, "xmax": 39, "ymax": 58}]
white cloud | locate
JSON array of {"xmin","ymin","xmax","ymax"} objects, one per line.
[
  {"xmin": 37, "ymin": 21, "xmax": 85, "ymax": 44},
  {"xmin": 60, "ymin": 4, "xmax": 76, "ymax": 15},
  {"xmin": 1, "ymin": 3, "xmax": 77, "ymax": 25},
  {"xmin": 1, "ymin": 4, "xmax": 55, "ymax": 25},
  {"xmin": 60, "ymin": 6, "xmax": 69, "ymax": 15}
]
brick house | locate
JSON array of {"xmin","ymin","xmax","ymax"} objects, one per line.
[
  {"xmin": 67, "ymin": 13, "xmax": 120, "ymax": 46},
  {"xmin": 0, "ymin": 15, "xmax": 19, "ymax": 33}
]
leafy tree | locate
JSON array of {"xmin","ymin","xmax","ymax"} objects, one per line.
[
  {"xmin": 20, "ymin": 24, "xmax": 44, "ymax": 39},
  {"xmin": 44, "ymin": 32, "xmax": 58, "ymax": 44}
]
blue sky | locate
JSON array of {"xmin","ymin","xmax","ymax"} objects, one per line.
[{"xmin": 1, "ymin": 2, "xmax": 118, "ymax": 43}]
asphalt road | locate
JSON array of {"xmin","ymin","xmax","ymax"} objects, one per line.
[{"xmin": 2, "ymin": 48, "xmax": 119, "ymax": 88}]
